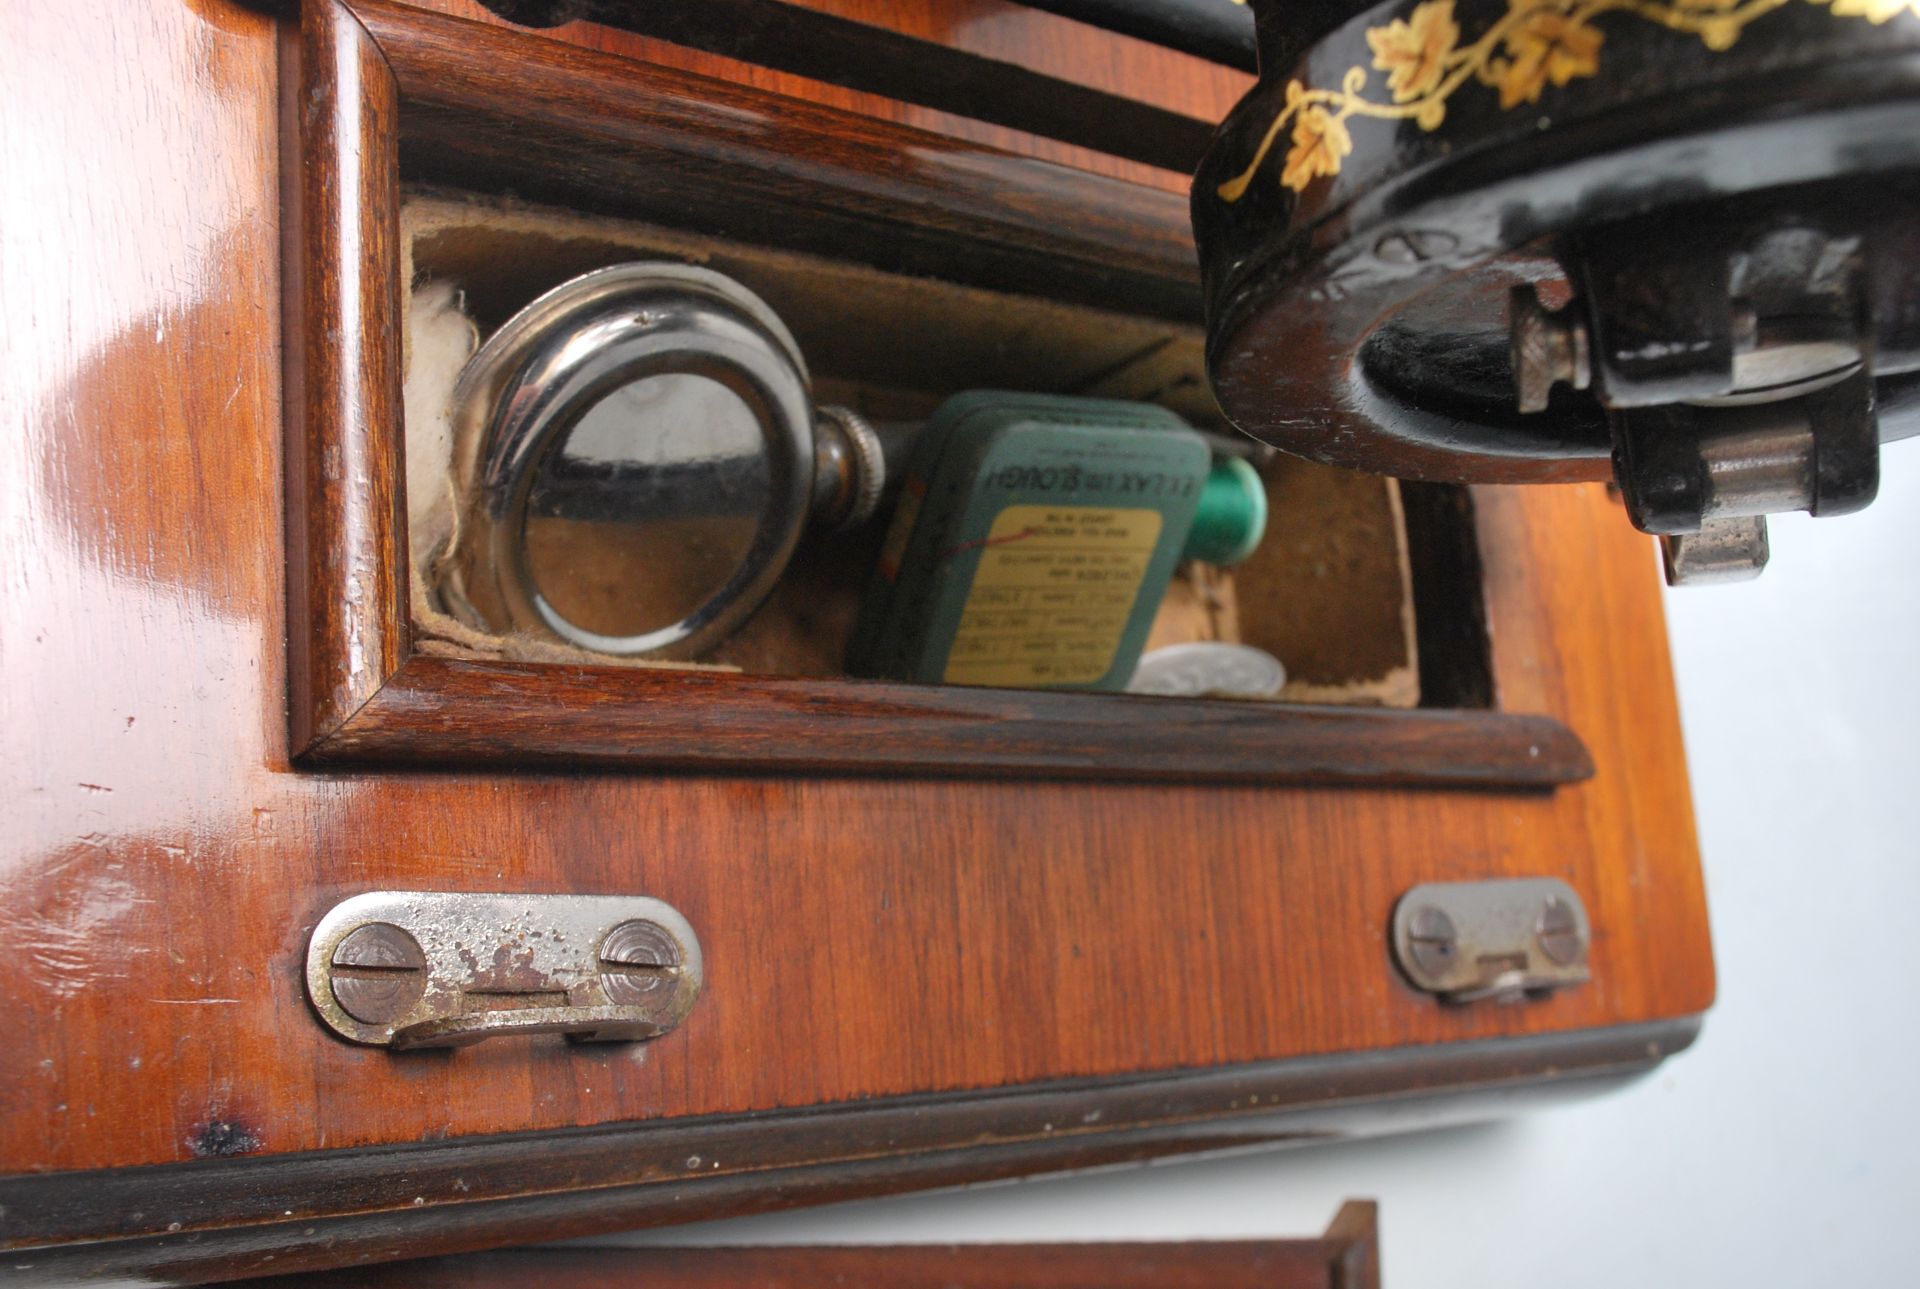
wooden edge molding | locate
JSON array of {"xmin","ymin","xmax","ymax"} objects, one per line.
[
  {"xmin": 226, "ymin": 1201, "xmax": 1379, "ymax": 1287},
  {"xmin": 470, "ymin": 0, "xmax": 1220, "ymax": 175},
  {"xmin": 281, "ymin": 0, "xmax": 1593, "ymax": 788},
  {"xmin": 1, "ymin": 1020, "xmax": 1695, "ymax": 1283},
  {"xmin": 282, "ymin": 0, "xmax": 410, "ymax": 753},
  {"xmin": 306, "ymin": 654, "xmax": 1596, "ymax": 785},
  {"xmin": 1322, "ymin": 1200, "xmax": 1385, "ymax": 1289},
  {"xmin": 347, "ymin": 0, "xmax": 1203, "ymax": 315}
]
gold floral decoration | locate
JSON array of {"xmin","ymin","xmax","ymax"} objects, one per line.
[
  {"xmin": 1218, "ymin": 0, "xmax": 1912, "ymax": 201},
  {"xmin": 1367, "ymin": 0, "xmax": 1462, "ymax": 101},
  {"xmin": 1814, "ymin": 0, "xmax": 1920, "ymax": 21},
  {"xmin": 1496, "ymin": 6, "xmax": 1605, "ymax": 107},
  {"xmin": 1282, "ymin": 101, "xmax": 1356, "ymax": 188}
]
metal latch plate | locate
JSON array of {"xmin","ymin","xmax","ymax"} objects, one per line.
[
  {"xmin": 305, "ymin": 892, "xmax": 703, "ymax": 1048},
  {"xmin": 1391, "ymin": 878, "xmax": 1591, "ymax": 1003}
]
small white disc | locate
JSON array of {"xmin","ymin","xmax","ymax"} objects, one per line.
[{"xmin": 1127, "ymin": 643, "xmax": 1286, "ymax": 698}]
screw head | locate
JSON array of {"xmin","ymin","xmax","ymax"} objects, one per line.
[
  {"xmin": 330, "ymin": 923, "xmax": 427, "ymax": 1025},
  {"xmin": 1535, "ymin": 898, "xmax": 1585, "ymax": 965},
  {"xmin": 1404, "ymin": 905, "xmax": 1458, "ymax": 981},
  {"xmin": 598, "ymin": 920, "xmax": 682, "ymax": 1006}
]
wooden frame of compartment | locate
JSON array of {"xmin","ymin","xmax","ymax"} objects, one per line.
[{"xmin": 283, "ymin": 0, "xmax": 1591, "ymax": 787}]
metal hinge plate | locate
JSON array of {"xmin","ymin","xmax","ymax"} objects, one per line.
[
  {"xmin": 305, "ymin": 891, "xmax": 704, "ymax": 1049},
  {"xmin": 1391, "ymin": 878, "xmax": 1591, "ymax": 1003}
]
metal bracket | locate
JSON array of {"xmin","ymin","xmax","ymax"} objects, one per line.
[
  {"xmin": 1391, "ymin": 878, "xmax": 1591, "ymax": 1003},
  {"xmin": 305, "ymin": 892, "xmax": 704, "ymax": 1049}
]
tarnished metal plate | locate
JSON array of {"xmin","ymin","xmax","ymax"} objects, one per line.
[
  {"xmin": 1390, "ymin": 877, "xmax": 1590, "ymax": 1003},
  {"xmin": 305, "ymin": 891, "xmax": 704, "ymax": 1048}
]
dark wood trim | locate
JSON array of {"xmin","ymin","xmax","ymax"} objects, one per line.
[
  {"xmin": 305, "ymin": 654, "xmax": 1594, "ymax": 784},
  {"xmin": 1401, "ymin": 483, "xmax": 1498, "ymax": 710},
  {"xmin": 1322, "ymin": 1201, "xmax": 1384, "ymax": 1289},
  {"xmin": 228, "ymin": 1202, "xmax": 1378, "ymax": 1286},
  {"xmin": 352, "ymin": 0, "xmax": 1204, "ymax": 320},
  {"xmin": 1017, "ymin": 0, "xmax": 1260, "ymax": 71},
  {"xmin": 282, "ymin": 0, "xmax": 1594, "ymax": 788},
  {"xmin": 474, "ymin": 0, "xmax": 1217, "ymax": 174},
  {"xmin": 283, "ymin": 0, "xmax": 410, "ymax": 754},
  {"xmin": 2, "ymin": 1020, "xmax": 1693, "ymax": 1283}
]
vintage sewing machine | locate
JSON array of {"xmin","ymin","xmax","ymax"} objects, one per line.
[{"xmin": 3, "ymin": 0, "xmax": 1913, "ymax": 1281}]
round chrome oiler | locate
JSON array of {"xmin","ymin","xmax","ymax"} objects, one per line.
[{"xmin": 440, "ymin": 263, "xmax": 882, "ymax": 659}]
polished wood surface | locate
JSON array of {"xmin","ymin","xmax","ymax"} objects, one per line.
[
  {"xmin": 364, "ymin": 0, "xmax": 1203, "ymax": 320},
  {"xmin": 317, "ymin": 656, "xmax": 1594, "ymax": 783},
  {"xmin": 395, "ymin": 0, "xmax": 1255, "ymax": 191},
  {"xmin": 0, "ymin": 0, "xmax": 1711, "ymax": 1276},
  {"xmin": 4, "ymin": 1026, "xmax": 1676, "ymax": 1282},
  {"xmin": 284, "ymin": 0, "xmax": 410, "ymax": 754},
  {"xmin": 229, "ymin": 1200, "xmax": 1380, "ymax": 1288},
  {"xmin": 459, "ymin": 0, "xmax": 1221, "ymax": 173}
]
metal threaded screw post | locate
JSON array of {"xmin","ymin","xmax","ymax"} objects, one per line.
[{"xmin": 1510, "ymin": 285, "xmax": 1592, "ymax": 414}]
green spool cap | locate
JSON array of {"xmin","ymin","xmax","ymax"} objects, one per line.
[{"xmin": 1182, "ymin": 455, "xmax": 1268, "ymax": 566}]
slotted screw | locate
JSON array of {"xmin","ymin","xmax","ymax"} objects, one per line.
[
  {"xmin": 330, "ymin": 923, "xmax": 428, "ymax": 1025},
  {"xmin": 1404, "ymin": 905, "xmax": 1458, "ymax": 981},
  {"xmin": 598, "ymin": 920, "xmax": 682, "ymax": 1005},
  {"xmin": 1536, "ymin": 897, "xmax": 1585, "ymax": 965}
]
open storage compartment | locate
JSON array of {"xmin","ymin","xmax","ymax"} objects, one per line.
[
  {"xmin": 401, "ymin": 192, "xmax": 1431, "ymax": 709},
  {"xmin": 282, "ymin": 0, "xmax": 1589, "ymax": 786}
]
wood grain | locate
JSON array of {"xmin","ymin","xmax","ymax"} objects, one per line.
[
  {"xmin": 354, "ymin": 0, "xmax": 1205, "ymax": 321},
  {"xmin": 464, "ymin": 0, "xmax": 1220, "ymax": 174},
  {"xmin": 0, "ymin": 0, "xmax": 1712, "ymax": 1279},
  {"xmin": 283, "ymin": 0, "xmax": 410, "ymax": 750},
  {"xmin": 224, "ymin": 1203, "xmax": 1379, "ymax": 1288},
  {"xmin": 5, "ymin": 1027, "xmax": 1674, "ymax": 1282},
  {"xmin": 392, "ymin": 0, "xmax": 1256, "ymax": 192},
  {"xmin": 310, "ymin": 655, "xmax": 1593, "ymax": 785},
  {"xmin": 1013, "ymin": 0, "xmax": 1259, "ymax": 71}
]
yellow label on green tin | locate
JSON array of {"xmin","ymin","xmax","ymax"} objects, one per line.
[{"xmin": 942, "ymin": 505, "xmax": 1162, "ymax": 687}]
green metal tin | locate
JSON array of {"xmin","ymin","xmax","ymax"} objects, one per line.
[{"xmin": 848, "ymin": 391, "xmax": 1213, "ymax": 691}]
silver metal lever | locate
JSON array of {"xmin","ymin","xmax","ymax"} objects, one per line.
[{"xmin": 391, "ymin": 1004, "xmax": 674, "ymax": 1051}]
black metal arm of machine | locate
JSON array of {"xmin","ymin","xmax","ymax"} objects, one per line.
[{"xmin": 1191, "ymin": 0, "xmax": 1920, "ymax": 583}]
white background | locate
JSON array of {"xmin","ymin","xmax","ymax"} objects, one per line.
[{"xmin": 609, "ymin": 444, "xmax": 1920, "ymax": 1286}]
